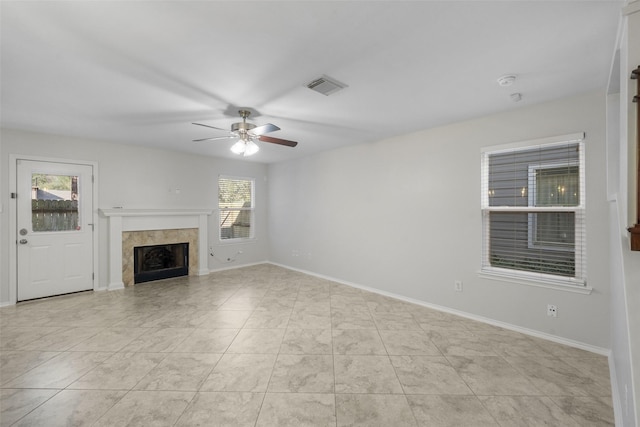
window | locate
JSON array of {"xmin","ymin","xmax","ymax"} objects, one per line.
[
  {"xmin": 481, "ymin": 133, "xmax": 586, "ymax": 286},
  {"xmin": 31, "ymin": 173, "xmax": 80, "ymax": 232},
  {"xmin": 218, "ymin": 176, "xmax": 254, "ymax": 241},
  {"xmin": 528, "ymin": 163, "xmax": 579, "ymax": 250}
]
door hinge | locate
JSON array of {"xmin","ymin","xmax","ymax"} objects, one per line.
[
  {"xmin": 92, "ymin": 273, "xmax": 95, "ymax": 281},
  {"xmin": 11, "ymin": 193, "xmax": 16, "ymax": 199}
]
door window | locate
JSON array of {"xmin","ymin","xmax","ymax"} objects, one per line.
[{"xmin": 31, "ymin": 173, "xmax": 80, "ymax": 232}]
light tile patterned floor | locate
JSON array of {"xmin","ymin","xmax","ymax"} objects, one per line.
[{"xmin": 0, "ymin": 264, "xmax": 614, "ymax": 426}]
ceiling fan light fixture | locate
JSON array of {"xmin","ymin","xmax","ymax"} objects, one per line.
[
  {"xmin": 244, "ymin": 140, "xmax": 260, "ymax": 156},
  {"xmin": 230, "ymin": 139, "xmax": 247, "ymax": 155},
  {"xmin": 230, "ymin": 138, "xmax": 260, "ymax": 156}
]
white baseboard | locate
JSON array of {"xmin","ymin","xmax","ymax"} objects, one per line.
[
  {"xmin": 267, "ymin": 261, "xmax": 610, "ymax": 356},
  {"xmin": 208, "ymin": 260, "xmax": 269, "ymax": 274},
  {"xmin": 608, "ymin": 355, "xmax": 625, "ymax": 427},
  {"xmin": 107, "ymin": 282, "xmax": 125, "ymax": 291}
]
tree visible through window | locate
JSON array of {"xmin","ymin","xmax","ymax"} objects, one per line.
[
  {"xmin": 481, "ymin": 135, "xmax": 586, "ymax": 285},
  {"xmin": 218, "ymin": 176, "xmax": 254, "ymax": 240}
]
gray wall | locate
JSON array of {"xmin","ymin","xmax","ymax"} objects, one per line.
[
  {"xmin": 0, "ymin": 129, "xmax": 269, "ymax": 304},
  {"xmin": 268, "ymin": 90, "xmax": 611, "ymax": 349},
  {"xmin": 607, "ymin": 3, "xmax": 640, "ymax": 424}
]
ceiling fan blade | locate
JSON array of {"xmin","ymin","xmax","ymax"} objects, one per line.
[
  {"xmin": 193, "ymin": 136, "xmax": 235, "ymax": 142},
  {"xmin": 250, "ymin": 123, "xmax": 280, "ymax": 136},
  {"xmin": 258, "ymin": 135, "xmax": 298, "ymax": 147},
  {"xmin": 192, "ymin": 122, "xmax": 228, "ymax": 132}
]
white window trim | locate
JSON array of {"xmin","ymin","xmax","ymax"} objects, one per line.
[
  {"xmin": 480, "ymin": 133, "xmax": 587, "ymax": 289},
  {"xmin": 478, "ymin": 268, "xmax": 593, "ymax": 294},
  {"xmin": 218, "ymin": 175, "xmax": 255, "ymax": 243}
]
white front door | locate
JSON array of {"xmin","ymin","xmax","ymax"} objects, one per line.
[{"xmin": 17, "ymin": 160, "xmax": 94, "ymax": 301}]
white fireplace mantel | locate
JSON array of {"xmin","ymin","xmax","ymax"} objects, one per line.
[{"xmin": 100, "ymin": 208, "xmax": 213, "ymax": 290}]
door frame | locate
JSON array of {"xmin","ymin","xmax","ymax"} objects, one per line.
[{"xmin": 8, "ymin": 154, "xmax": 100, "ymax": 305}]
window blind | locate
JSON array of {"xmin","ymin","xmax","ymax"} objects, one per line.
[
  {"xmin": 218, "ymin": 176, "xmax": 254, "ymax": 240},
  {"xmin": 481, "ymin": 136, "xmax": 586, "ymax": 286}
]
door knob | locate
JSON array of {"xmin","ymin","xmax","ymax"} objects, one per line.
[{"xmin": 19, "ymin": 239, "xmax": 28, "ymax": 244}]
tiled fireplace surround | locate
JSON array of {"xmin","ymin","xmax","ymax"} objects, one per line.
[
  {"xmin": 100, "ymin": 209, "xmax": 212, "ymax": 289},
  {"xmin": 122, "ymin": 229, "xmax": 198, "ymax": 286}
]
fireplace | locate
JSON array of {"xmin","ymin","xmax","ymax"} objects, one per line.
[
  {"xmin": 134, "ymin": 242, "xmax": 189, "ymax": 284},
  {"xmin": 100, "ymin": 209, "xmax": 212, "ymax": 290}
]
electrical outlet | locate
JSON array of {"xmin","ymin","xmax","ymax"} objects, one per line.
[
  {"xmin": 454, "ymin": 280, "xmax": 463, "ymax": 292},
  {"xmin": 547, "ymin": 304, "xmax": 557, "ymax": 317}
]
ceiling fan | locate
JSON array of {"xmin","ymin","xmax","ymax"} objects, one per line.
[{"xmin": 192, "ymin": 109, "xmax": 298, "ymax": 156}]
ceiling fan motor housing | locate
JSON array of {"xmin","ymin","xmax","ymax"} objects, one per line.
[
  {"xmin": 231, "ymin": 122, "xmax": 257, "ymax": 134},
  {"xmin": 192, "ymin": 108, "xmax": 297, "ymax": 148}
]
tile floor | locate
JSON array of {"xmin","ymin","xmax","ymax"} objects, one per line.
[{"xmin": 0, "ymin": 264, "xmax": 614, "ymax": 426}]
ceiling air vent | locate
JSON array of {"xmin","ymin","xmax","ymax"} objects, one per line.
[{"xmin": 306, "ymin": 75, "xmax": 348, "ymax": 96}]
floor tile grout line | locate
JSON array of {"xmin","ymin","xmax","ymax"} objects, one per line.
[
  {"xmin": 5, "ymin": 387, "xmax": 65, "ymax": 427},
  {"xmin": 0, "ymin": 266, "xmax": 614, "ymax": 426},
  {"xmin": 252, "ymin": 278, "xmax": 297, "ymax": 427}
]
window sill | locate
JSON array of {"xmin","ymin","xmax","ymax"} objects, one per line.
[{"xmin": 478, "ymin": 268, "xmax": 592, "ymax": 295}]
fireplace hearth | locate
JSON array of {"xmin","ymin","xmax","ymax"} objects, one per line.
[{"xmin": 134, "ymin": 242, "xmax": 189, "ymax": 284}]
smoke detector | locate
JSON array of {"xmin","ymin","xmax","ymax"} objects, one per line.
[
  {"xmin": 497, "ymin": 75, "xmax": 517, "ymax": 87},
  {"xmin": 306, "ymin": 75, "xmax": 348, "ymax": 96}
]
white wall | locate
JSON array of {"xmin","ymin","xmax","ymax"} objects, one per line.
[
  {"xmin": 0, "ymin": 128, "xmax": 269, "ymax": 304},
  {"xmin": 607, "ymin": 2, "xmax": 640, "ymax": 424},
  {"xmin": 268, "ymin": 90, "xmax": 611, "ymax": 349}
]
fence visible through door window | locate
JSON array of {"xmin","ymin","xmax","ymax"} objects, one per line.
[{"xmin": 31, "ymin": 173, "xmax": 80, "ymax": 232}]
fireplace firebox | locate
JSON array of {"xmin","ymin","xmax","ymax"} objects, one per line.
[{"xmin": 134, "ymin": 242, "xmax": 189, "ymax": 284}]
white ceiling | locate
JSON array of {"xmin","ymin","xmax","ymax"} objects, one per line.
[{"xmin": 1, "ymin": 1, "xmax": 623, "ymax": 164}]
